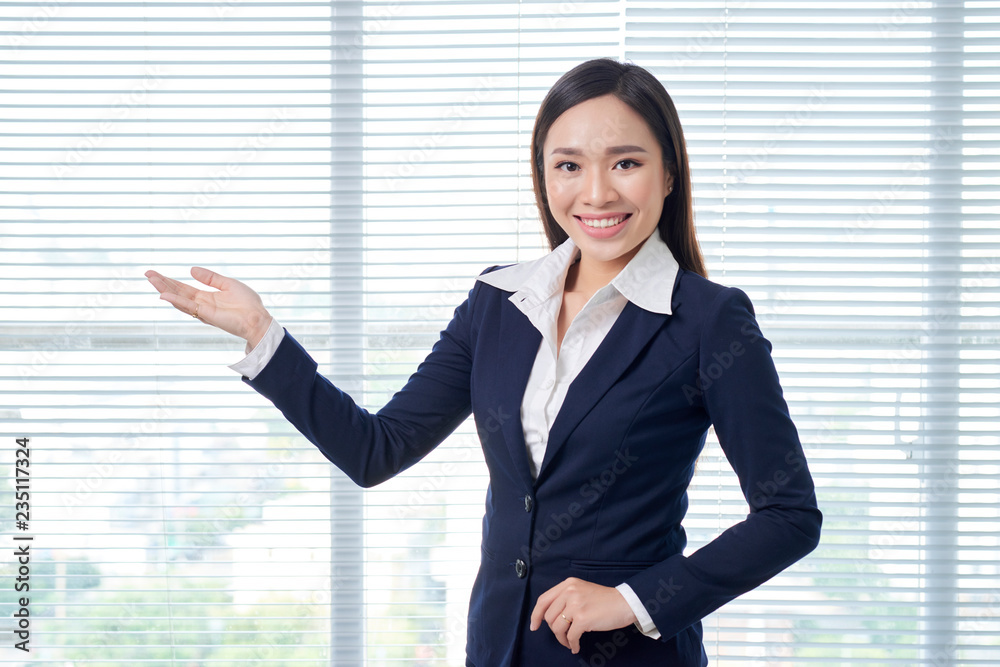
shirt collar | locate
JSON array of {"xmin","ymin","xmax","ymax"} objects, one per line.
[
  {"xmin": 475, "ymin": 236, "xmax": 578, "ymax": 311},
  {"xmin": 476, "ymin": 231, "xmax": 679, "ymax": 315},
  {"xmin": 610, "ymin": 229, "xmax": 679, "ymax": 315}
]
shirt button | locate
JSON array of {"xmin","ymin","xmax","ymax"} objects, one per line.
[
  {"xmin": 514, "ymin": 559, "xmax": 527, "ymax": 578},
  {"xmin": 523, "ymin": 495, "xmax": 533, "ymax": 512},
  {"xmin": 542, "ymin": 378, "xmax": 554, "ymax": 389}
]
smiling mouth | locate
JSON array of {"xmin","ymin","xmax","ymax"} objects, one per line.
[{"xmin": 575, "ymin": 213, "xmax": 632, "ymax": 229}]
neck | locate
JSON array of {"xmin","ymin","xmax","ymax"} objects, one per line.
[
  {"xmin": 564, "ymin": 249, "xmax": 636, "ymax": 296},
  {"xmin": 564, "ymin": 240, "xmax": 639, "ymax": 294}
]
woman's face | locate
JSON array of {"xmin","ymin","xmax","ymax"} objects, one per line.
[{"xmin": 543, "ymin": 94, "xmax": 672, "ymax": 277}]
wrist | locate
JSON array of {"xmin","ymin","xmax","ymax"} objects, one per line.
[{"xmin": 245, "ymin": 310, "xmax": 272, "ymax": 350}]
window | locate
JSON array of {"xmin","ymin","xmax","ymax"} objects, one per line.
[{"xmin": 1, "ymin": 1, "xmax": 997, "ymax": 664}]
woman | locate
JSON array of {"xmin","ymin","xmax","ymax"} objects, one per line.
[{"xmin": 147, "ymin": 58, "xmax": 822, "ymax": 666}]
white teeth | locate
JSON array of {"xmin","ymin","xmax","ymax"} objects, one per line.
[{"xmin": 580, "ymin": 214, "xmax": 627, "ymax": 229}]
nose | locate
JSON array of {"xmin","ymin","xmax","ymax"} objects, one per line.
[{"xmin": 582, "ymin": 167, "xmax": 619, "ymax": 207}]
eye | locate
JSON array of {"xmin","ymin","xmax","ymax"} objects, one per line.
[
  {"xmin": 554, "ymin": 161, "xmax": 579, "ymax": 173},
  {"xmin": 615, "ymin": 158, "xmax": 641, "ymax": 170}
]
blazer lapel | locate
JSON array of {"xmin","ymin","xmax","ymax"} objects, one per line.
[
  {"xmin": 535, "ymin": 302, "xmax": 671, "ymax": 484},
  {"xmin": 494, "ymin": 297, "xmax": 542, "ymax": 490}
]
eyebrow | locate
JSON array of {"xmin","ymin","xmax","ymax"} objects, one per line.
[{"xmin": 549, "ymin": 145, "xmax": 648, "ymax": 157}]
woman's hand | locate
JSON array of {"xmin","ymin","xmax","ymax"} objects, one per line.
[
  {"xmin": 145, "ymin": 266, "xmax": 272, "ymax": 349},
  {"xmin": 529, "ymin": 577, "xmax": 638, "ymax": 654}
]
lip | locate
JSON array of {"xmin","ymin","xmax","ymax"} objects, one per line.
[{"xmin": 573, "ymin": 212, "xmax": 632, "ymax": 239}]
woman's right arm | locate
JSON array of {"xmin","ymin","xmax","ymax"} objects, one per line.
[
  {"xmin": 241, "ymin": 290, "xmax": 476, "ymax": 487},
  {"xmin": 146, "ymin": 266, "xmax": 480, "ymax": 488}
]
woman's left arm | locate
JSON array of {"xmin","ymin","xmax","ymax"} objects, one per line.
[
  {"xmin": 531, "ymin": 286, "xmax": 822, "ymax": 651},
  {"xmin": 619, "ymin": 286, "xmax": 823, "ymax": 641}
]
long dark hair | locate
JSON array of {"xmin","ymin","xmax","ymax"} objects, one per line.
[{"xmin": 530, "ymin": 58, "xmax": 706, "ymax": 277}]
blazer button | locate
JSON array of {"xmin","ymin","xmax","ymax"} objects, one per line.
[
  {"xmin": 523, "ymin": 495, "xmax": 533, "ymax": 512},
  {"xmin": 514, "ymin": 559, "xmax": 527, "ymax": 578}
]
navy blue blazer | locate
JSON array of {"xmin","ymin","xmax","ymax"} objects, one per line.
[{"xmin": 241, "ymin": 266, "xmax": 822, "ymax": 666}]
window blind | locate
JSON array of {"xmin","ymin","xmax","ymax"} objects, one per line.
[
  {"xmin": 1, "ymin": 0, "xmax": 366, "ymax": 663},
  {"xmin": 1, "ymin": 1, "xmax": 998, "ymax": 665},
  {"xmin": 624, "ymin": 1, "xmax": 1000, "ymax": 665}
]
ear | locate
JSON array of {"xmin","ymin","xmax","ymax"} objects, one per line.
[{"xmin": 664, "ymin": 169, "xmax": 675, "ymax": 195}]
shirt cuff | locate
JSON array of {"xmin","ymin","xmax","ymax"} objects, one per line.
[
  {"xmin": 227, "ymin": 317, "xmax": 284, "ymax": 381},
  {"xmin": 615, "ymin": 582, "xmax": 662, "ymax": 640}
]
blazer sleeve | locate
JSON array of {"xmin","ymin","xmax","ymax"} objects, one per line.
[
  {"xmin": 623, "ymin": 286, "xmax": 822, "ymax": 641},
  {"xmin": 240, "ymin": 281, "xmax": 483, "ymax": 488}
]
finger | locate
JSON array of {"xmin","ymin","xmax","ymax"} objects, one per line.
[
  {"xmin": 159, "ymin": 290, "xmax": 200, "ymax": 318},
  {"xmin": 530, "ymin": 600, "xmax": 549, "ymax": 631},
  {"xmin": 144, "ymin": 270, "xmax": 173, "ymax": 295},
  {"xmin": 544, "ymin": 604, "xmax": 572, "ymax": 650},
  {"xmin": 552, "ymin": 609, "xmax": 573, "ymax": 650},
  {"xmin": 531, "ymin": 578, "xmax": 570, "ymax": 631},
  {"xmin": 566, "ymin": 621, "xmax": 585, "ymax": 654},
  {"xmin": 530, "ymin": 588, "xmax": 556, "ymax": 631},
  {"xmin": 191, "ymin": 266, "xmax": 233, "ymax": 291},
  {"xmin": 146, "ymin": 270, "xmax": 202, "ymax": 301}
]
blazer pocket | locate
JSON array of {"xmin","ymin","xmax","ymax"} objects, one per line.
[{"xmin": 569, "ymin": 559, "xmax": 660, "ymax": 572}]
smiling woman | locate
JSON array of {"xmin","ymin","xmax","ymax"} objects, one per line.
[
  {"xmin": 531, "ymin": 60, "xmax": 705, "ymax": 284},
  {"xmin": 538, "ymin": 93, "xmax": 677, "ymax": 348},
  {"xmin": 147, "ymin": 58, "xmax": 822, "ymax": 667},
  {"xmin": 544, "ymin": 96, "xmax": 671, "ymax": 279}
]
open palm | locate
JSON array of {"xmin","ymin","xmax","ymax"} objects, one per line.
[{"xmin": 145, "ymin": 266, "xmax": 272, "ymax": 347}]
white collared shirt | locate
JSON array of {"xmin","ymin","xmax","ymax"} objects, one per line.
[
  {"xmin": 475, "ymin": 232, "xmax": 677, "ymax": 480},
  {"xmin": 227, "ymin": 230, "xmax": 679, "ymax": 639}
]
